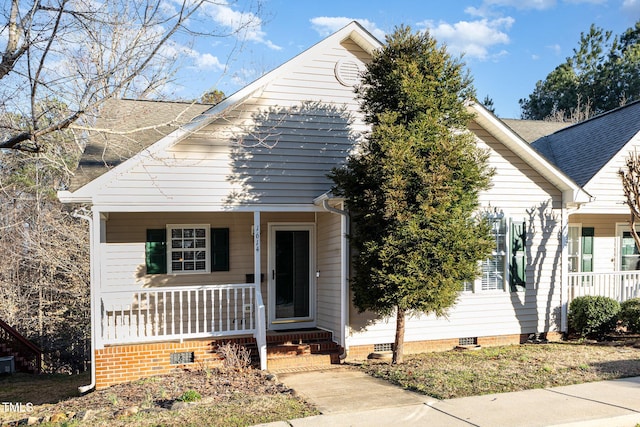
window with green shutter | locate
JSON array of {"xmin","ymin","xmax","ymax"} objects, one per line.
[
  {"xmin": 145, "ymin": 225, "xmax": 230, "ymax": 274},
  {"xmin": 145, "ymin": 229, "xmax": 167, "ymax": 274},
  {"xmin": 509, "ymin": 220, "xmax": 526, "ymax": 292}
]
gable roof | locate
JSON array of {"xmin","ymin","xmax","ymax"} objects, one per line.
[
  {"xmin": 59, "ymin": 21, "xmax": 381, "ymax": 205},
  {"xmin": 469, "ymin": 102, "xmax": 591, "ymax": 207},
  {"xmin": 531, "ymin": 100, "xmax": 640, "ymax": 187},
  {"xmin": 69, "ymin": 99, "xmax": 212, "ymax": 191},
  {"xmin": 501, "ymin": 119, "xmax": 571, "ymax": 143},
  {"xmin": 58, "ymin": 21, "xmax": 589, "ymax": 210}
]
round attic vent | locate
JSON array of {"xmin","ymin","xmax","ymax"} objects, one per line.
[{"xmin": 335, "ymin": 59, "xmax": 363, "ymax": 87}]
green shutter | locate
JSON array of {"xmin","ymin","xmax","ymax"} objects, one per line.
[
  {"xmin": 581, "ymin": 227, "xmax": 594, "ymax": 273},
  {"xmin": 509, "ymin": 220, "xmax": 526, "ymax": 292},
  {"xmin": 211, "ymin": 228, "xmax": 230, "ymax": 271},
  {"xmin": 146, "ymin": 229, "xmax": 167, "ymax": 274}
]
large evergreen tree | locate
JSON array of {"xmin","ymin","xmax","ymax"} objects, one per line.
[
  {"xmin": 330, "ymin": 26, "xmax": 494, "ymax": 364},
  {"xmin": 519, "ymin": 21, "xmax": 640, "ymax": 120}
]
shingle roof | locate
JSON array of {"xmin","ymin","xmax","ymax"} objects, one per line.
[
  {"xmin": 501, "ymin": 119, "xmax": 572, "ymax": 143},
  {"xmin": 530, "ymin": 101, "xmax": 640, "ymax": 187},
  {"xmin": 69, "ymin": 99, "xmax": 212, "ymax": 191}
]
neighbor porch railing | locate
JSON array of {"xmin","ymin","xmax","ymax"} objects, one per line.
[
  {"xmin": 568, "ymin": 271, "xmax": 640, "ymax": 303},
  {"xmin": 99, "ymin": 283, "xmax": 264, "ymax": 346}
]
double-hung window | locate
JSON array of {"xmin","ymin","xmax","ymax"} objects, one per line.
[
  {"xmin": 464, "ymin": 212, "xmax": 526, "ymax": 293},
  {"xmin": 567, "ymin": 225, "xmax": 594, "ymax": 273},
  {"xmin": 145, "ymin": 225, "xmax": 230, "ymax": 275},
  {"xmin": 168, "ymin": 225, "xmax": 209, "ymax": 273},
  {"xmin": 481, "ymin": 214, "xmax": 507, "ymax": 291}
]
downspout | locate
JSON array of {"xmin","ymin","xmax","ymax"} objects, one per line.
[
  {"xmin": 321, "ymin": 199, "xmax": 349, "ymax": 358},
  {"xmin": 72, "ymin": 209, "xmax": 96, "ymax": 394}
]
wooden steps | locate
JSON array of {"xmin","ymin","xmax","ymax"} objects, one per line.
[{"xmin": 0, "ymin": 320, "xmax": 41, "ymax": 374}]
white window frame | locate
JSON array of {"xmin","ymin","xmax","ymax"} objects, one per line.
[
  {"xmin": 568, "ymin": 223, "xmax": 582, "ymax": 273},
  {"xmin": 167, "ymin": 224, "xmax": 210, "ymax": 274},
  {"xmin": 463, "ymin": 212, "xmax": 509, "ymax": 293},
  {"xmin": 616, "ymin": 223, "xmax": 640, "ymax": 271}
]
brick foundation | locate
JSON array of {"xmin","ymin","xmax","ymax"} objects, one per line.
[
  {"xmin": 94, "ymin": 336, "xmax": 255, "ymax": 389},
  {"xmin": 346, "ymin": 332, "xmax": 563, "ymax": 361}
]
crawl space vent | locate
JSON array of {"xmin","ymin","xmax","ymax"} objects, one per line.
[
  {"xmin": 335, "ymin": 59, "xmax": 363, "ymax": 87},
  {"xmin": 459, "ymin": 337, "xmax": 478, "ymax": 346},
  {"xmin": 374, "ymin": 343, "xmax": 393, "ymax": 352},
  {"xmin": 170, "ymin": 351, "xmax": 194, "ymax": 365}
]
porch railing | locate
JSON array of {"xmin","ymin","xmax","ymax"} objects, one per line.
[
  {"xmin": 100, "ymin": 283, "xmax": 263, "ymax": 346},
  {"xmin": 568, "ymin": 272, "xmax": 640, "ymax": 303}
]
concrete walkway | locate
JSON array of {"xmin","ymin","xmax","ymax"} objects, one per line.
[{"xmin": 254, "ymin": 367, "xmax": 640, "ymax": 427}]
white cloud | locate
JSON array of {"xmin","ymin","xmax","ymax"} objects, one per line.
[
  {"xmin": 483, "ymin": 0, "xmax": 557, "ymax": 9},
  {"xmin": 198, "ymin": 2, "xmax": 281, "ymax": 50},
  {"xmin": 231, "ymin": 67, "xmax": 262, "ymax": 87},
  {"xmin": 622, "ymin": 0, "xmax": 640, "ymax": 14},
  {"xmin": 421, "ymin": 17, "xmax": 514, "ymax": 60},
  {"xmin": 547, "ymin": 43, "xmax": 562, "ymax": 56},
  {"xmin": 195, "ymin": 53, "xmax": 224, "ymax": 69},
  {"xmin": 310, "ymin": 17, "xmax": 386, "ymax": 41}
]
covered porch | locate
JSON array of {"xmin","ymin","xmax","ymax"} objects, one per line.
[
  {"xmin": 568, "ymin": 213, "xmax": 640, "ymax": 304},
  {"xmin": 90, "ymin": 205, "xmax": 348, "ymax": 371}
]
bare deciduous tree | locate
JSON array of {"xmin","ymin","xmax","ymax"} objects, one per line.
[
  {"xmin": 1, "ymin": 0, "xmax": 264, "ymax": 152},
  {"xmin": 620, "ymin": 152, "xmax": 640, "ymax": 253}
]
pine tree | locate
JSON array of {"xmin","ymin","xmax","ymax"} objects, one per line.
[{"xmin": 330, "ymin": 26, "xmax": 494, "ymax": 364}]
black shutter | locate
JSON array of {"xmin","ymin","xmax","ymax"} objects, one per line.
[
  {"xmin": 146, "ymin": 229, "xmax": 167, "ymax": 274},
  {"xmin": 211, "ymin": 228, "xmax": 230, "ymax": 271}
]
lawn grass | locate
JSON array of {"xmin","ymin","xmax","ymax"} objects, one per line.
[
  {"xmin": 360, "ymin": 342, "xmax": 640, "ymax": 399},
  {"xmin": 0, "ymin": 372, "xmax": 88, "ymax": 405},
  {"xmin": 0, "ymin": 368, "xmax": 317, "ymax": 426}
]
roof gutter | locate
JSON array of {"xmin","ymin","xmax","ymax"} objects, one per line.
[
  {"xmin": 71, "ymin": 209, "xmax": 96, "ymax": 394},
  {"xmin": 57, "ymin": 190, "xmax": 92, "ymax": 204}
]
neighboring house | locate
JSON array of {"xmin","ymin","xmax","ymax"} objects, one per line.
[
  {"xmin": 531, "ymin": 101, "xmax": 640, "ymax": 302},
  {"xmin": 58, "ymin": 21, "xmax": 592, "ymax": 390}
]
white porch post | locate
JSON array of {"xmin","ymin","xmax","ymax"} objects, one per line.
[
  {"xmin": 254, "ymin": 211, "xmax": 267, "ymax": 370},
  {"xmin": 92, "ymin": 208, "xmax": 106, "ymax": 350},
  {"xmin": 560, "ymin": 207, "xmax": 569, "ymax": 333}
]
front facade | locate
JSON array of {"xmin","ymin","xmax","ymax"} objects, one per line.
[
  {"xmin": 532, "ymin": 101, "xmax": 640, "ymax": 304},
  {"xmin": 60, "ymin": 22, "xmax": 594, "ymax": 389}
]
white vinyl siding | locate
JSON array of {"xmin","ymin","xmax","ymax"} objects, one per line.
[
  {"xmin": 579, "ymin": 132, "xmax": 640, "ymax": 215},
  {"xmin": 88, "ymin": 38, "xmax": 369, "ymax": 209},
  {"xmin": 316, "ymin": 211, "xmax": 343, "ymax": 343},
  {"xmin": 348, "ymin": 120, "xmax": 564, "ymax": 348},
  {"xmin": 567, "ymin": 214, "xmax": 626, "ymax": 273}
]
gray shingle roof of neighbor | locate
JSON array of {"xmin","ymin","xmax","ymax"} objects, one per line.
[
  {"xmin": 501, "ymin": 119, "xmax": 572, "ymax": 143},
  {"xmin": 531, "ymin": 100, "xmax": 640, "ymax": 187},
  {"xmin": 69, "ymin": 98, "xmax": 213, "ymax": 191}
]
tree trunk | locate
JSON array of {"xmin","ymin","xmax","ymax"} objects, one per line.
[{"xmin": 392, "ymin": 306, "xmax": 406, "ymax": 364}]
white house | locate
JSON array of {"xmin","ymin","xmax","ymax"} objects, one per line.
[
  {"xmin": 59, "ymin": 21, "xmax": 593, "ymax": 390},
  {"xmin": 531, "ymin": 101, "xmax": 640, "ymax": 301}
]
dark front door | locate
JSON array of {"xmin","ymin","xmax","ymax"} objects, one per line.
[{"xmin": 269, "ymin": 225, "xmax": 314, "ymax": 328}]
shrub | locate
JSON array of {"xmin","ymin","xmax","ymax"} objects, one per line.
[
  {"xmin": 569, "ymin": 296, "xmax": 620, "ymax": 339},
  {"xmin": 177, "ymin": 390, "xmax": 201, "ymax": 403},
  {"xmin": 216, "ymin": 342, "xmax": 252, "ymax": 370},
  {"xmin": 620, "ymin": 298, "xmax": 640, "ymax": 333}
]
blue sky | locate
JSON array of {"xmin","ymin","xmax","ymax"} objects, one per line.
[{"xmin": 174, "ymin": 0, "xmax": 640, "ymax": 118}]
